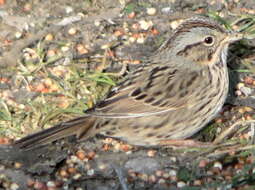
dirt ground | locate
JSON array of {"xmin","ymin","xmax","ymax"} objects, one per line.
[{"xmin": 0, "ymin": 0, "xmax": 255, "ymax": 190}]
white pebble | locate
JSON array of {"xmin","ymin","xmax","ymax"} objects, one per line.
[
  {"xmin": 73, "ymin": 173, "xmax": 82, "ymax": 180},
  {"xmin": 87, "ymin": 169, "xmax": 95, "ymax": 176},
  {"xmin": 137, "ymin": 36, "xmax": 145, "ymax": 44},
  {"xmin": 94, "ymin": 20, "xmax": 101, "ymax": 27},
  {"xmin": 139, "ymin": 20, "xmax": 153, "ymax": 30},
  {"xmin": 213, "ymin": 161, "xmax": 223, "ymax": 170},
  {"xmin": 15, "ymin": 32, "xmax": 22, "ymax": 39},
  {"xmin": 169, "ymin": 169, "xmax": 177, "ymax": 176},
  {"xmin": 147, "ymin": 8, "xmax": 157, "ymax": 15},
  {"xmin": 10, "ymin": 183, "xmax": 19, "ymax": 190},
  {"xmin": 161, "ymin": 7, "xmax": 172, "ymax": 14},
  {"xmin": 177, "ymin": 181, "xmax": 186, "ymax": 188},
  {"xmin": 47, "ymin": 181, "xmax": 55, "ymax": 187},
  {"xmin": 65, "ymin": 6, "xmax": 73, "ymax": 14}
]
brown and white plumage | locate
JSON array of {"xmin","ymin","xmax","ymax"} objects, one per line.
[{"xmin": 14, "ymin": 17, "xmax": 243, "ymax": 149}]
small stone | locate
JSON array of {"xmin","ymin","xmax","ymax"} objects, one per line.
[
  {"xmin": 47, "ymin": 49, "xmax": 56, "ymax": 57},
  {"xmin": 128, "ymin": 12, "xmax": 136, "ymax": 19},
  {"xmin": 73, "ymin": 173, "xmax": 82, "ymax": 180},
  {"xmin": 14, "ymin": 162, "xmax": 22, "ymax": 169},
  {"xmin": 65, "ymin": 6, "xmax": 73, "ymax": 14},
  {"xmin": 244, "ymin": 76, "xmax": 254, "ymax": 85},
  {"xmin": 148, "ymin": 175, "xmax": 157, "ymax": 183},
  {"xmin": 45, "ymin": 33, "xmax": 54, "ymax": 41},
  {"xmin": 139, "ymin": 20, "xmax": 153, "ymax": 30},
  {"xmin": 236, "ymin": 82, "xmax": 245, "ymax": 89},
  {"xmin": 15, "ymin": 32, "xmax": 22, "ymax": 39},
  {"xmin": 34, "ymin": 181, "xmax": 46, "ymax": 190},
  {"xmin": 147, "ymin": 150, "xmax": 157, "ymax": 157},
  {"xmin": 137, "ymin": 36, "xmax": 145, "ymax": 44},
  {"xmin": 147, "ymin": 8, "xmax": 157, "ymax": 15},
  {"xmin": 129, "ymin": 36, "xmax": 136, "ymax": 43},
  {"xmin": 94, "ymin": 20, "xmax": 101, "ymax": 26},
  {"xmin": 170, "ymin": 157, "xmax": 177, "ymax": 162},
  {"xmin": 194, "ymin": 180, "xmax": 202, "ymax": 186},
  {"xmin": 199, "ymin": 159, "xmax": 208, "ymax": 168},
  {"xmin": 76, "ymin": 44, "xmax": 88, "ymax": 54},
  {"xmin": 27, "ymin": 178, "xmax": 35, "ymax": 187},
  {"xmin": 170, "ymin": 19, "xmax": 184, "ymax": 30},
  {"xmin": 244, "ymin": 106, "xmax": 253, "ymax": 112},
  {"xmin": 177, "ymin": 181, "xmax": 186, "ymax": 188},
  {"xmin": 61, "ymin": 46, "xmax": 69, "ymax": 52},
  {"xmin": 139, "ymin": 174, "xmax": 148, "ymax": 181},
  {"xmin": 68, "ymin": 27, "xmax": 77, "ymax": 35},
  {"xmin": 169, "ymin": 169, "xmax": 177, "ymax": 176},
  {"xmin": 10, "ymin": 183, "xmax": 19, "ymax": 190},
  {"xmin": 240, "ymin": 86, "xmax": 252, "ymax": 96},
  {"xmin": 235, "ymin": 90, "xmax": 242, "ymax": 96},
  {"xmin": 46, "ymin": 181, "xmax": 55, "ymax": 188},
  {"xmin": 155, "ymin": 170, "xmax": 163, "ymax": 177},
  {"xmin": 87, "ymin": 169, "xmax": 94, "ymax": 176},
  {"xmin": 67, "ymin": 167, "xmax": 77, "ymax": 174},
  {"xmin": 76, "ymin": 150, "xmax": 86, "ymax": 160},
  {"xmin": 158, "ymin": 178, "xmax": 165, "ymax": 184},
  {"xmin": 161, "ymin": 7, "xmax": 172, "ymax": 14},
  {"xmin": 59, "ymin": 169, "xmax": 69, "ymax": 177}
]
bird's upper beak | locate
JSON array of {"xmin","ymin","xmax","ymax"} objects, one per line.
[{"xmin": 226, "ymin": 33, "xmax": 244, "ymax": 43}]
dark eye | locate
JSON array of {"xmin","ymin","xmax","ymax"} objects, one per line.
[{"xmin": 204, "ymin": 36, "xmax": 214, "ymax": 45}]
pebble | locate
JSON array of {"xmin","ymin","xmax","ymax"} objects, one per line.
[
  {"xmin": 10, "ymin": 183, "xmax": 19, "ymax": 190},
  {"xmin": 15, "ymin": 32, "xmax": 22, "ymax": 39},
  {"xmin": 139, "ymin": 20, "xmax": 153, "ymax": 30},
  {"xmin": 73, "ymin": 173, "xmax": 82, "ymax": 180},
  {"xmin": 147, "ymin": 8, "xmax": 157, "ymax": 15},
  {"xmin": 158, "ymin": 178, "xmax": 166, "ymax": 184},
  {"xmin": 94, "ymin": 20, "xmax": 101, "ymax": 27},
  {"xmin": 170, "ymin": 20, "xmax": 183, "ymax": 29},
  {"xmin": 128, "ymin": 12, "xmax": 136, "ymax": 19},
  {"xmin": 137, "ymin": 36, "xmax": 145, "ymax": 44},
  {"xmin": 129, "ymin": 36, "xmax": 136, "ymax": 43},
  {"xmin": 240, "ymin": 86, "xmax": 252, "ymax": 96},
  {"xmin": 87, "ymin": 169, "xmax": 95, "ymax": 176},
  {"xmin": 46, "ymin": 181, "xmax": 55, "ymax": 188},
  {"xmin": 61, "ymin": 46, "xmax": 69, "ymax": 52},
  {"xmin": 147, "ymin": 150, "xmax": 157, "ymax": 157},
  {"xmin": 236, "ymin": 82, "xmax": 245, "ymax": 89},
  {"xmin": 68, "ymin": 27, "xmax": 77, "ymax": 35},
  {"xmin": 76, "ymin": 150, "xmax": 86, "ymax": 160},
  {"xmin": 76, "ymin": 44, "xmax": 88, "ymax": 54},
  {"xmin": 45, "ymin": 33, "xmax": 54, "ymax": 41},
  {"xmin": 198, "ymin": 159, "xmax": 208, "ymax": 168},
  {"xmin": 65, "ymin": 6, "xmax": 73, "ymax": 14},
  {"xmin": 213, "ymin": 161, "xmax": 223, "ymax": 170},
  {"xmin": 47, "ymin": 49, "xmax": 56, "ymax": 57},
  {"xmin": 161, "ymin": 7, "xmax": 172, "ymax": 14},
  {"xmin": 177, "ymin": 181, "xmax": 186, "ymax": 188},
  {"xmin": 169, "ymin": 169, "xmax": 177, "ymax": 176}
]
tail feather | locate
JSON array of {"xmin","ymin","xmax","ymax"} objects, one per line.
[{"xmin": 13, "ymin": 116, "xmax": 95, "ymax": 149}]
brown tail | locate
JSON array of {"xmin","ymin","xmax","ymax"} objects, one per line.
[{"xmin": 13, "ymin": 116, "xmax": 96, "ymax": 149}]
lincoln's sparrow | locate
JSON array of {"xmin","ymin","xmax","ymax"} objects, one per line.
[{"xmin": 14, "ymin": 17, "xmax": 243, "ymax": 149}]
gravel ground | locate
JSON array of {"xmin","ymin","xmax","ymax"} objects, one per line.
[{"xmin": 0, "ymin": 0, "xmax": 255, "ymax": 190}]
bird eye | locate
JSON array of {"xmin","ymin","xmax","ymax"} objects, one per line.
[{"xmin": 204, "ymin": 36, "xmax": 214, "ymax": 46}]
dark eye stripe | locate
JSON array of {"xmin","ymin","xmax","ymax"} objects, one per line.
[{"xmin": 176, "ymin": 42, "xmax": 202, "ymax": 56}]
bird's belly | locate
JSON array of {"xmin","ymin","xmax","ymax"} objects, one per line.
[{"xmin": 99, "ymin": 76, "xmax": 228, "ymax": 146}]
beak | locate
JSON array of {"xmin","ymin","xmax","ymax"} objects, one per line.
[{"xmin": 226, "ymin": 33, "xmax": 244, "ymax": 43}]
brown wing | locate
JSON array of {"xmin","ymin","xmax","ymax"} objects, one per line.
[{"xmin": 86, "ymin": 63, "xmax": 199, "ymax": 118}]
